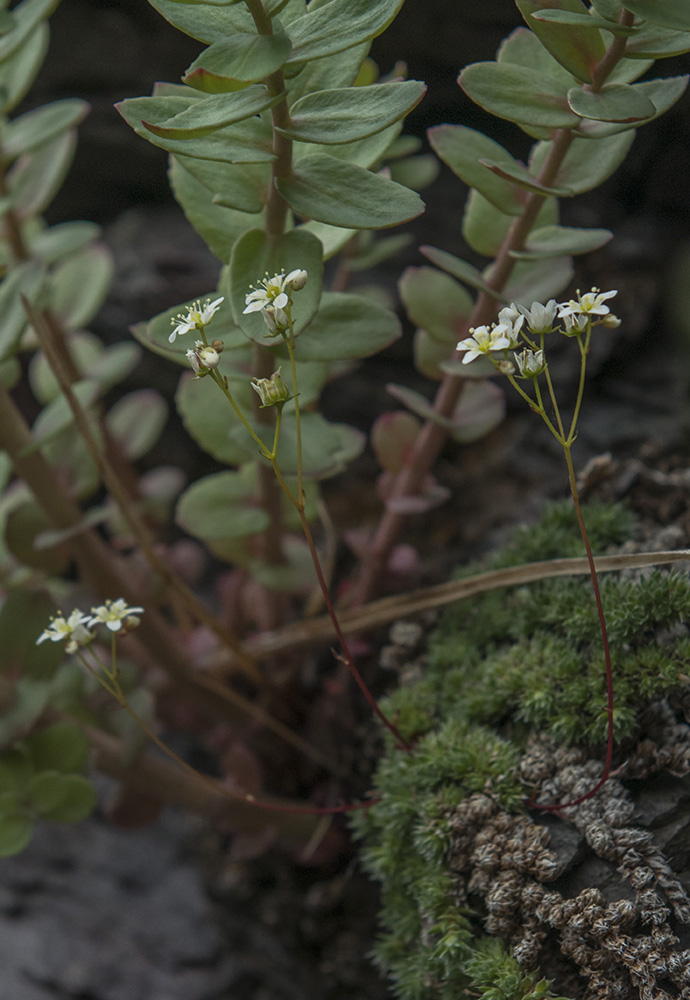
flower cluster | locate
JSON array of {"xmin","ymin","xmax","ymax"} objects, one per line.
[
  {"xmin": 457, "ymin": 288, "xmax": 619, "ymax": 376},
  {"xmin": 37, "ymin": 599, "xmax": 144, "ymax": 654},
  {"xmin": 243, "ymin": 268, "xmax": 308, "ymax": 336},
  {"xmin": 169, "ymin": 297, "xmax": 223, "ymax": 344}
]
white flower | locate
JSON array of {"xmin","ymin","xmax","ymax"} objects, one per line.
[
  {"xmin": 557, "ymin": 287, "xmax": 617, "ymax": 321},
  {"xmin": 514, "ymin": 348, "xmax": 546, "ymax": 378},
  {"xmin": 517, "ymin": 299, "xmax": 558, "ymax": 334},
  {"xmin": 457, "ymin": 323, "xmax": 513, "ymax": 364},
  {"xmin": 88, "ymin": 598, "xmax": 144, "ymax": 633},
  {"xmin": 37, "ymin": 609, "xmax": 93, "ymax": 654},
  {"xmin": 243, "ymin": 269, "xmax": 307, "ymax": 316},
  {"xmin": 186, "ymin": 342, "xmax": 220, "ymax": 377},
  {"xmin": 169, "ymin": 297, "xmax": 224, "ymax": 344}
]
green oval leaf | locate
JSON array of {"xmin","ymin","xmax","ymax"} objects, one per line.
[
  {"xmin": 528, "ymin": 130, "xmax": 635, "ymax": 194},
  {"xmin": 173, "ymin": 154, "xmax": 269, "ymax": 213},
  {"xmin": 0, "ymin": 23, "xmax": 48, "ymax": 116},
  {"xmin": 479, "ymin": 158, "xmax": 573, "ymax": 197},
  {"xmin": 279, "ymin": 291, "xmax": 401, "ymax": 361},
  {"xmin": 278, "ymin": 81, "xmax": 426, "ymax": 145},
  {"xmin": 117, "ymin": 97, "xmax": 275, "ymax": 164},
  {"xmin": 169, "ymin": 157, "xmax": 264, "ymax": 261},
  {"xmin": 624, "ymin": 22, "xmax": 690, "ymax": 59},
  {"xmin": 141, "ymin": 86, "xmax": 280, "ymax": 139},
  {"xmin": 459, "ymin": 61, "xmax": 580, "ymax": 129},
  {"xmin": 176, "ymin": 470, "xmax": 272, "ymax": 549},
  {"xmin": 1, "ymin": 98, "xmax": 89, "ymax": 159},
  {"xmin": 105, "ymin": 389, "xmax": 168, "ymax": 461},
  {"xmin": 176, "ymin": 367, "xmax": 256, "ymax": 466},
  {"xmin": 28, "ymin": 771, "xmax": 97, "ymax": 823},
  {"xmin": 399, "ymin": 267, "xmax": 473, "ymax": 345},
  {"xmin": 623, "ymin": 0, "xmax": 690, "ymax": 31},
  {"xmin": 48, "ymin": 243, "xmax": 114, "ymax": 329},
  {"xmin": 419, "ymin": 246, "xmax": 498, "ymax": 297},
  {"xmin": 509, "ymin": 224, "xmax": 612, "ymax": 259},
  {"xmin": 183, "ymin": 32, "xmax": 292, "ymax": 91},
  {"xmin": 8, "ymin": 128, "xmax": 76, "ymax": 218},
  {"xmin": 575, "ymin": 75, "xmax": 688, "ymax": 136},
  {"xmin": 427, "ymin": 125, "xmax": 523, "ymax": 215},
  {"xmin": 29, "ymin": 221, "xmax": 101, "ymax": 264},
  {"xmin": 516, "ymin": 0, "xmax": 606, "ymax": 83},
  {"xmin": 228, "ymin": 227, "xmax": 324, "ymax": 341},
  {"xmin": 463, "ymin": 189, "xmax": 557, "ymax": 258},
  {"xmin": 567, "ymin": 82, "xmax": 657, "ymax": 122},
  {"xmin": 285, "ymin": 0, "xmax": 405, "ymax": 66},
  {"xmin": 148, "ymin": 0, "xmax": 253, "ymax": 43},
  {"xmin": 276, "ymin": 153, "xmax": 424, "ymax": 229},
  {"xmin": 26, "ymin": 722, "xmax": 89, "ymax": 774}
]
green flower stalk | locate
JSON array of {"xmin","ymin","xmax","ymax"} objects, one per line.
[{"xmin": 458, "ymin": 287, "xmax": 621, "ymax": 809}]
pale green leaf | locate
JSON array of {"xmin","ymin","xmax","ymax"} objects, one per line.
[
  {"xmin": 28, "ymin": 221, "xmax": 101, "ymax": 264},
  {"xmin": 497, "ymin": 26, "xmax": 578, "ymax": 87},
  {"xmin": 0, "ymin": 261, "xmax": 44, "ymax": 361},
  {"xmin": 1, "ymin": 99, "xmax": 89, "ymax": 159},
  {"xmin": 8, "ymin": 129, "xmax": 76, "ymax": 218},
  {"xmin": 463, "ymin": 189, "xmax": 557, "ymax": 258},
  {"xmin": 530, "ymin": 8, "xmax": 636, "ymax": 35},
  {"xmin": 299, "ymin": 219, "xmax": 357, "ymax": 259},
  {"xmin": 459, "ymin": 61, "xmax": 580, "ymax": 129},
  {"xmin": 0, "ymin": 21, "xmax": 48, "ymax": 115},
  {"xmin": 285, "ymin": 40, "xmax": 368, "ymax": 103},
  {"xmin": 0, "ymin": 0, "xmax": 56, "ymax": 62},
  {"xmin": 278, "ymin": 81, "xmax": 426, "ymax": 145},
  {"xmin": 399, "ymin": 267, "xmax": 473, "ymax": 345},
  {"xmin": 169, "ymin": 156, "xmax": 263, "ymax": 261},
  {"xmin": 117, "ymin": 97, "xmax": 275, "ymax": 163},
  {"xmin": 509, "ymin": 224, "xmax": 612, "ymax": 259},
  {"xmin": 275, "ymin": 291, "xmax": 401, "ymax": 361},
  {"xmin": 294, "ymin": 120, "xmax": 402, "ymax": 170},
  {"xmin": 173, "ymin": 154, "xmax": 269, "ymax": 213},
  {"xmin": 176, "ymin": 470, "xmax": 272, "ymax": 554},
  {"xmin": 528, "ymin": 131, "xmax": 635, "ymax": 193},
  {"xmin": 49, "ymin": 244, "xmax": 114, "ymax": 329},
  {"xmin": 568, "ymin": 82, "xmax": 656, "ymax": 122},
  {"xmin": 419, "ymin": 246, "xmax": 498, "ymax": 297},
  {"xmin": 228, "ymin": 227, "xmax": 324, "ymax": 341},
  {"xmin": 276, "ymin": 153, "xmax": 424, "ymax": 229},
  {"xmin": 147, "ymin": 0, "xmax": 253, "ymax": 42},
  {"xmin": 499, "ymin": 255, "xmax": 574, "ymax": 305},
  {"xmin": 105, "ymin": 390, "xmax": 168, "ymax": 461},
  {"xmin": 285, "ymin": 0, "xmax": 405, "ymax": 66},
  {"xmin": 516, "ymin": 0, "xmax": 607, "ymax": 83},
  {"xmin": 141, "ymin": 86, "xmax": 280, "ymax": 139},
  {"xmin": 427, "ymin": 125, "xmax": 523, "ymax": 215},
  {"xmin": 176, "ymin": 368, "xmax": 256, "ymax": 466},
  {"xmin": 183, "ymin": 32, "xmax": 292, "ymax": 91},
  {"xmin": 479, "ymin": 158, "xmax": 573, "ymax": 197},
  {"xmin": 414, "ymin": 328, "xmax": 455, "ymax": 380},
  {"xmin": 575, "ymin": 75, "xmax": 688, "ymax": 136},
  {"xmin": 624, "ymin": 22, "xmax": 690, "ymax": 58},
  {"xmin": 387, "ymin": 153, "xmax": 439, "ymax": 191},
  {"xmin": 623, "ymin": 0, "xmax": 690, "ymax": 31}
]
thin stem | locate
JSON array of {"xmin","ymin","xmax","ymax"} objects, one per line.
[
  {"xmin": 528, "ymin": 446, "xmax": 615, "ymax": 811},
  {"xmin": 284, "ymin": 324, "xmax": 304, "ymax": 504},
  {"xmin": 26, "ymin": 298, "xmax": 263, "ymax": 687},
  {"xmin": 565, "ymin": 327, "xmax": 591, "ymax": 445},
  {"xmin": 102, "ymin": 660, "xmax": 374, "ymax": 817},
  {"xmin": 298, "ymin": 508, "xmax": 412, "ymax": 751},
  {"xmin": 210, "ymin": 368, "xmax": 271, "ymax": 455}
]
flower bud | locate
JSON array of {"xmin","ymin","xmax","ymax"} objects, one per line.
[
  {"xmin": 250, "ymin": 368, "xmax": 292, "ymax": 408},
  {"xmin": 514, "ymin": 348, "xmax": 546, "ymax": 378},
  {"xmin": 286, "ymin": 268, "xmax": 308, "ymax": 291}
]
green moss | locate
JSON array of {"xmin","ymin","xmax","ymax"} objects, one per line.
[{"xmin": 356, "ymin": 500, "xmax": 690, "ymax": 1000}]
